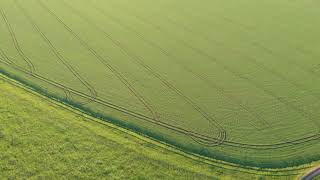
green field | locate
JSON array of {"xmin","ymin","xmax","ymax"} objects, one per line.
[
  {"xmin": 1, "ymin": 75, "xmax": 318, "ymax": 179},
  {"xmin": 0, "ymin": 0, "xmax": 320, "ymax": 168}
]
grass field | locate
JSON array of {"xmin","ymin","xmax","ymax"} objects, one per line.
[
  {"xmin": 1, "ymin": 74, "xmax": 319, "ymax": 179},
  {"xmin": 0, "ymin": 0, "xmax": 320, "ymax": 168}
]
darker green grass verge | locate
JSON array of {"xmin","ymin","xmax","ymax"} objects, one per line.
[{"xmin": 0, "ymin": 67, "xmax": 319, "ymax": 169}]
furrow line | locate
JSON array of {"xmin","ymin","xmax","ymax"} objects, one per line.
[{"xmin": 14, "ymin": 0, "xmax": 97, "ymax": 105}]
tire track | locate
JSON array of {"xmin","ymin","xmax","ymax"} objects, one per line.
[
  {"xmin": 0, "ymin": 51, "xmax": 225, "ymax": 146},
  {"xmin": 36, "ymin": 0, "xmax": 161, "ymax": 123},
  {"xmin": 159, "ymin": 15, "xmax": 320, "ymax": 130},
  {"xmin": 86, "ymin": 1, "xmax": 272, "ymax": 131},
  {"xmin": 172, "ymin": 5, "xmax": 320, "ymax": 91},
  {"xmin": 108, "ymin": 7, "xmax": 320, "ymax": 131},
  {"xmin": 1, "ymin": 52, "xmax": 320, "ymax": 149},
  {"xmin": 0, "ymin": 8, "xmax": 35, "ymax": 74},
  {"xmin": 0, "ymin": 44, "xmax": 226, "ymax": 145},
  {"xmin": 14, "ymin": 0, "xmax": 97, "ymax": 105},
  {"xmin": 89, "ymin": 0, "xmax": 316, "ymax": 141},
  {"xmin": 157, "ymin": 15, "xmax": 320, "ymax": 141},
  {"xmin": 0, "ymin": 7, "xmax": 71, "ymax": 100},
  {"xmin": 36, "ymin": 0, "xmax": 320, "ymax": 147},
  {"xmin": 61, "ymin": 0, "xmax": 226, "ymax": 146},
  {"xmin": 1, "ymin": 2, "xmax": 319, "ymax": 149},
  {"xmin": 0, "ymin": 48, "xmax": 14, "ymax": 65},
  {"xmin": 1, "ymin": 74, "xmax": 315, "ymax": 174}
]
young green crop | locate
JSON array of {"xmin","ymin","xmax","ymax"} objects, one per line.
[
  {"xmin": 1, "ymin": 75, "xmax": 318, "ymax": 179},
  {"xmin": 0, "ymin": 0, "xmax": 319, "ymax": 168}
]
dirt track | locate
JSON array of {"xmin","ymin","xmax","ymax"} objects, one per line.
[{"xmin": 301, "ymin": 167, "xmax": 320, "ymax": 180}]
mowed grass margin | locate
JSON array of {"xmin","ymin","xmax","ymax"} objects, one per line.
[
  {"xmin": 1, "ymin": 64, "xmax": 319, "ymax": 169},
  {"xmin": 1, "ymin": 71, "xmax": 320, "ymax": 179}
]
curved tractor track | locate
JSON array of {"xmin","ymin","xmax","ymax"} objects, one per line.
[
  {"xmin": 0, "ymin": 52, "xmax": 225, "ymax": 146},
  {"xmin": 120, "ymin": 7, "xmax": 320, "ymax": 131},
  {"xmin": 35, "ymin": 0, "xmax": 162, "ymax": 127},
  {"xmin": 0, "ymin": 9, "xmax": 35, "ymax": 74},
  {"xmin": 0, "ymin": 1, "xmax": 320, "ymax": 150},
  {"xmin": 87, "ymin": 0, "xmax": 320, "ymax": 146},
  {"xmin": 1, "ymin": 51, "xmax": 320, "ymax": 149},
  {"xmin": 14, "ymin": 0, "xmax": 97, "ymax": 106},
  {"xmin": 85, "ymin": 1, "xmax": 273, "ymax": 132},
  {"xmin": 0, "ymin": 8, "xmax": 74, "ymax": 103},
  {"xmin": 59, "ymin": 0, "xmax": 226, "ymax": 146},
  {"xmin": 36, "ymin": 0, "xmax": 227, "ymax": 146}
]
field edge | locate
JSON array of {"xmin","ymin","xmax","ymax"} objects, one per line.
[{"xmin": 0, "ymin": 68, "xmax": 319, "ymax": 172}]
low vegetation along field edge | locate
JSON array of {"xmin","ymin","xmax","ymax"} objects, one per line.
[
  {"xmin": 0, "ymin": 69, "xmax": 319, "ymax": 174},
  {"xmin": 3, "ymin": 73, "xmax": 320, "ymax": 179}
]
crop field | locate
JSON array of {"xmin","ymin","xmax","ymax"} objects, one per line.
[
  {"xmin": 0, "ymin": 0, "xmax": 320, "ymax": 168},
  {"xmin": 2, "ymin": 75, "xmax": 317, "ymax": 179}
]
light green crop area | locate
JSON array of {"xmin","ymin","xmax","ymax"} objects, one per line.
[
  {"xmin": 0, "ymin": 0, "xmax": 320, "ymax": 167},
  {"xmin": 0, "ymin": 75, "xmax": 317, "ymax": 179}
]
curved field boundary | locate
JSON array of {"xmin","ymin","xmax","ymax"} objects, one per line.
[
  {"xmin": 0, "ymin": 0, "xmax": 315, "ymax": 150},
  {"xmin": 0, "ymin": 54, "xmax": 225, "ymax": 146},
  {"xmin": 1, "ymin": 53, "xmax": 320, "ymax": 150},
  {"xmin": 1, "ymin": 72, "xmax": 318, "ymax": 174},
  {"xmin": 301, "ymin": 167, "xmax": 320, "ymax": 180},
  {"xmin": 0, "ymin": 1, "xmax": 320, "ymax": 150},
  {"xmin": 33, "ymin": 0, "xmax": 320, "ymax": 149},
  {"xmin": 59, "ymin": 0, "xmax": 226, "ymax": 146},
  {"xmin": 106, "ymin": 4, "xmax": 320, "ymax": 131},
  {"xmin": 80, "ymin": 0, "xmax": 317, "ymax": 145},
  {"xmin": 85, "ymin": 0, "xmax": 276, "ymax": 132},
  {"xmin": 153, "ymin": 13, "xmax": 320, "ymax": 140},
  {"xmin": 36, "ymin": 0, "xmax": 226, "ymax": 146}
]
